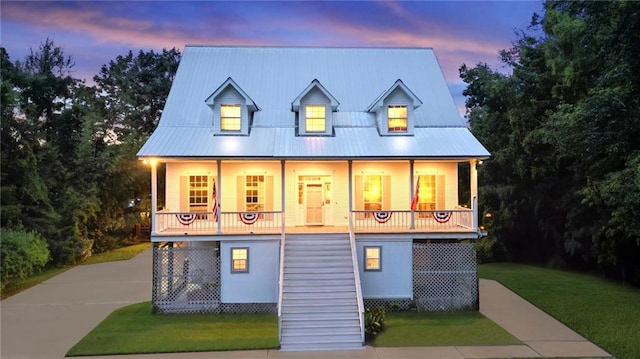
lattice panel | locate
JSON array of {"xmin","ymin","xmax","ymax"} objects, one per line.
[
  {"xmin": 152, "ymin": 243, "xmax": 221, "ymax": 313},
  {"xmin": 364, "ymin": 298, "xmax": 412, "ymax": 312},
  {"xmin": 412, "ymin": 242, "xmax": 478, "ymax": 311}
]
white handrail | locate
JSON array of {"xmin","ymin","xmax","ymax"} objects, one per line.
[
  {"xmin": 348, "ymin": 212, "xmax": 365, "ymax": 343},
  {"xmin": 277, "ymin": 217, "xmax": 286, "ymax": 341}
]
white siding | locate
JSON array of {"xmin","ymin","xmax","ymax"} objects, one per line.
[
  {"xmin": 415, "ymin": 161, "xmax": 459, "ymax": 209},
  {"xmin": 165, "ymin": 162, "xmax": 216, "ymax": 212},
  {"xmin": 220, "ymin": 161, "xmax": 282, "ymax": 212},
  {"xmin": 220, "ymin": 240, "xmax": 279, "ymax": 303},
  {"xmin": 357, "ymin": 238, "xmax": 413, "ymax": 299}
]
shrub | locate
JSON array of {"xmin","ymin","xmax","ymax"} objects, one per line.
[
  {"xmin": 475, "ymin": 237, "xmax": 503, "ymax": 264},
  {"xmin": 0, "ymin": 228, "xmax": 50, "ymax": 289},
  {"xmin": 364, "ymin": 307, "xmax": 387, "ymax": 341}
]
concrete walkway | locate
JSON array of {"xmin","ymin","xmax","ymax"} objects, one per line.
[{"xmin": 0, "ymin": 249, "xmax": 612, "ymax": 359}]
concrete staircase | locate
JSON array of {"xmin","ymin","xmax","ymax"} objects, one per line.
[{"xmin": 279, "ymin": 234, "xmax": 363, "ymax": 351}]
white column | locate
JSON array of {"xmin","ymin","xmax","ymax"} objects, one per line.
[
  {"xmin": 217, "ymin": 160, "xmax": 222, "ymax": 235},
  {"xmin": 410, "ymin": 159, "xmax": 415, "ymax": 229},
  {"xmin": 470, "ymin": 159, "xmax": 478, "ymax": 232},
  {"xmin": 150, "ymin": 160, "xmax": 158, "ymax": 236},
  {"xmin": 281, "ymin": 160, "xmax": 286, "ymax": 233}
]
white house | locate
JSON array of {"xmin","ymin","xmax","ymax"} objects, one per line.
[{"xmin": 137, "ymin": 46, "xmax": 490, "ymax": 351}]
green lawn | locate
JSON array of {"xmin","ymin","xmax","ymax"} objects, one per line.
[
  {"xmin": 81, "ymin": 242, "xmax": 151, "ymax": 265},
  {"xmin": 479, "ymin": 263, "xmax": 640, "ymax": 359},
  {"xmin": 372, "ymin": 311, "xmax": 521, "ymax": 347},
  {"xmin": 67, "ymin": 302, "xmax": 279, "ymax": 356}
]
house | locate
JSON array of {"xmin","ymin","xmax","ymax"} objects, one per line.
[{"xmin": 137, "ymin": 46, "xmax": 490, "ymax": 351}]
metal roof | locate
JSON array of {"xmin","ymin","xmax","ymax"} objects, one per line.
[{"xmin": 138, "ymin": 46, "xmax": 490, "ymax": 159}]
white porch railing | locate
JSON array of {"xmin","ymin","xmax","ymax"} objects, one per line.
[
  {"xmin": 155, "ymin": 211, "xmax": 283, "ymax": 234},
  {"xmin": 351, "ymin": 209, "xmax": 473, "ymax": 232},
  {"xmin": 348, "ymin": 212, "xmax": 365, "ymax": 344}
]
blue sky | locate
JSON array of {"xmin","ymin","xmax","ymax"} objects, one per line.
[{"xmin": 1, "ymin": 1, "xmax": 544, "ymax": 115}]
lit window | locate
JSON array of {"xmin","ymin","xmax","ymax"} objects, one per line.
[
  {"xmin": 189, "ymin": 175, "xmax": 208, "ymax": 216},
  {"xmin": 364, "ymin": 246, "xmax": 381, "ymax": 271},
  {"xmin": 231, "ymin": 248, "xmax": 248, "ymax": 272},
  {"xmin": 221, "ymin": 104, "xmax": 241, "ymax": 131},
  {"xmin": 417, "ymin": 175, "xmax": 436, "ymax": 217},
  {"xmin": 388, "ymin": 105, "xmax": 407, "ymax": 132},
  {"xmin": 245, "ymin": 175, "xmax": 265, "ymax": 212},
  {"xmin": 305, "ymin": 105, "xmax": 326, "ymax": 132},
  {"xmin": 363, "ymin": 175, "xmax": 382, "ymax": 216}
]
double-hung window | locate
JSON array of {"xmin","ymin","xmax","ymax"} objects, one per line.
[
  {"xmin": 245, "ymin": 175, "xmax": 265, "ymax": 212},
  {"xmin": 221, "ymin": 104, "xmax": 241, "ymax": 131},
  {"xmin": 231, "ymin": 248, "xmax": 249, "ymax": 272},
  {"xmin": 189, "ymin": 175, "xmax": 208, "ymax": 216},
  {"xmin": 388, "ymin": 105, "xmax": 407, "ymax": 132},
  {"xmin": 364, "ymin": 246, "xmax": 381, "ymax": 271},
  {"xmin": 305, "ymin": 105, "xmax": 326, "ymax": 132}
]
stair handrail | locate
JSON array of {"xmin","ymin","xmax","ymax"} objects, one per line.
[
  {"xmin": 277, "ymin": 218, "xmax": 286, "ymax": 342},
  {"xmin": 348, "ymin": 212, "xmax": 365, "ymax": 344}
]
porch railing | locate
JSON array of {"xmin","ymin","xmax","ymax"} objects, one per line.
[
  {"xmin": 351, "ymin": 209, "xmax": 473, "ymax": 232},
  {"xmin": 154, "ymin": 209, "xmax": 473, "ymax": 235},
  {"xmin": 155, "ymin": 210, "xmax": 283, "ymax": 234}
]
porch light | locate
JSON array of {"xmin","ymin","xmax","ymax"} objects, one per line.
[{"xmin": 142, "ymin": 158, "xmax": 157, "ymax": 166}]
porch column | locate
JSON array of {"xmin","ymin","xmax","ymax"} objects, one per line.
[
  {"xmin": 217, "ymin": 160, "xmax": 222, "ymax": 235},
  {"xmin": 470, "ymin": 159, "xmax": 479, "ymax": 232},
  {"xmin": 410, "ymin": 160, "xmax": 415, "ymax": 229},
  {"xmin": 150, "ymin": 160, "xmax": 158, "ymax": 236},
  {"xmin": 281, "ymin": 160, "xmax": 286, "ymax": 233},
  {"xmin": 348, "ymin": 160, "xmax": 353, "ymax": 228}
]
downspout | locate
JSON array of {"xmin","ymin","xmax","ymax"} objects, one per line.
[{"xmin": 277, "ymin": 160, "xmax": 286, "ymax": 342}]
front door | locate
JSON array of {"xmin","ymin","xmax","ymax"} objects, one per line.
[{"xmin": 305, "ymin": 183, "xmax": 324, "ymax": 225}]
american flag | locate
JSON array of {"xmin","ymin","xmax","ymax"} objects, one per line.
[
  {"xmin": 212, "ymin": 179, "xmax": 219, "ymax": 222},
  {"xmin": 411, "ymin": 175, "xmax": 420, "ymax": 211}
]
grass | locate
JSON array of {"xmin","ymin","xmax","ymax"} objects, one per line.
[
  {"xmin": 81, "ymin": 242, "xmax": 151, "ymax": 265},
  {"xmin": 1, "ymin": 266, "xmax": 72, "ymax": 300},
  {"xmin": 372, "ymin": 311, "xmax": 521, "ymax": 347},
  {"xmin": 66, "ymin": 302, "xmax": 279, "ymax": 356},
  {"xmin": 479, "ymin": 263, "xmax": 640, "ymax": 359},
  {"xmin": 1, "ymin": 242, "xmax": 151, "ymax": 300}
]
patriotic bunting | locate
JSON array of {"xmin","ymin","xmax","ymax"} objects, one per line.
[
  {"xmin": 432, "ymin": 211, "xmax": 452, "ymax": 223},
  {"xmin": 239, "ymin": 212, "xmax": 259, "ymax": 225},
  {"xmin": 175, "ymin": 213, "xmax": 197, "ymax": 225},
  {"xmin": 373, "ymin": 211, "xmax": 392, "ymax": 223}
]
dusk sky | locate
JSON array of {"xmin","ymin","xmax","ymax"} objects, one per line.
[{"xmin": 1, "ymin": 1, "xmax": 544, "ymax": 115}]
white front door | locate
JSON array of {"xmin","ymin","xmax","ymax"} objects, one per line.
[{"xmin": 305, "ymin": 183, "xmax": 324, "ymax": 225}]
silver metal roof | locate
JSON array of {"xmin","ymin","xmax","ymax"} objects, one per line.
[{"xmin": 138, "ymin": 46, "xmax": 490, "ymax": 159}]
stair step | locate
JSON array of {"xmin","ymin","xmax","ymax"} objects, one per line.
[
  {"xmin": 282, "ymin": 312, "xmax": 361, "ymax": 321},
  {"xmin": 281, "ymin": 319, "xmax": 361, "ymax": 329},
  {"xmin": 282, "ymin": 306, "xmax": 359, "ymax": 314},
  {"xmin": 280, "ymin": 339, "xmax": 362, "ymax": 351},
  {"xmin": 282, "ymin": 298, "xmax": 357, "ymax": 306},
  {"xmin": 284, "ymin": 272, "xmax": 354, "ymax": 280}
]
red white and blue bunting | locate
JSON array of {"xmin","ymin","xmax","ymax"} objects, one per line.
[
  {"xmin": 373, "ymin": 211, "xmax": 392, "ymax": 224},
  {"xmin": 432, "ymin": 211, "xmax": 452, "ymax": 223},
  {"xmin": 239, "ymin": 212, "xmax": 259, "ymax": 225},
  {"xmin": 176, "ymin": 213, "xmax": 197, "ymax": 225}
]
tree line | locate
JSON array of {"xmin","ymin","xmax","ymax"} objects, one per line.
[
  {"xmin": 1, "ymin": 39, "xmax": 180, "ymax": 284},
  {"xmin": 462, "ymin": 0, "xmax": 640, "ymax": 285}
]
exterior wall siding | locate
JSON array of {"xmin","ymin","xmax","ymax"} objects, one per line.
[
  {"xmin": 356, "ymin": 238, "xmax": 413, "ymax": 299},
  {"xmin": 220, "ymin": 239, "xmax": 279, "ymax": 303},
  {"xmin": 165, "ymin": 162, "xmax": 217, "ymax": 212}
]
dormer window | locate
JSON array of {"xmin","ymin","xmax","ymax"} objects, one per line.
[
  {"xmin": 305, "ymin": 105, "xmax": 326, "ymax": 132},
  {"xmin": 221, "ymin": 104, "xmax": 241, "ymax": 131},
  {"xmin": 368, "ymin": 79, "xmax": 422, "ymax": 136},
  {"xmin": 206, "ymin": 77, "xmax": 259, "ymax": 136},
  {"xmin": 388, "ymin": 105, "xmax": 407, "ymax": 132},
  {"xmin": 292, "ymin": 79, "xmax": 339, "ymax": 136}
]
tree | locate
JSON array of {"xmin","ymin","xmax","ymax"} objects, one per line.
[{"xmin": 462, "ymin": 1, "xmax": 640, "ymax": 284}]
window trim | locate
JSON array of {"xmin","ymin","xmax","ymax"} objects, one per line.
[
  {"xmin": 387, "ymin": 105, "xmax": 408, "ymax": 132},
  {"xmin": 305, "ymin": 104, "xmax": 327, "ymax": 133},
  {"xmin": 221, "ymin": 104, "xmax": 242, "ymax": 131},
  {"xmin": 231, "ymin": 247, "xmax": 249, "ymax": 273},
  {"xmin": 364, "ymin": 246, "xmax": 382, "ymax": 271}
]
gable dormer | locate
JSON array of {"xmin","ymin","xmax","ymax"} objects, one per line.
[
  {"xmin": 206, "ymin": 77, "xmax": 259, "ymax": 136},
  {"xmin": 292, "ymin": 79, "xmax": 339, "ymax": 136},
  {"xmin": 368, "ymin": 79, "xmax": 422, "ymax": 136}
]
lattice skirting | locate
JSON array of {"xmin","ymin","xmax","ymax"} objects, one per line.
[
  {"xmin": 364, "ymin": 298, "xmax": 413, "ymax": 312},
  {"xmin": 412, "ymin": 242, "xmax": 478, "ymax": 311},
  {"xmin": 151, "ymin": 243, "xmax": 274, "ymax": 314}
]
